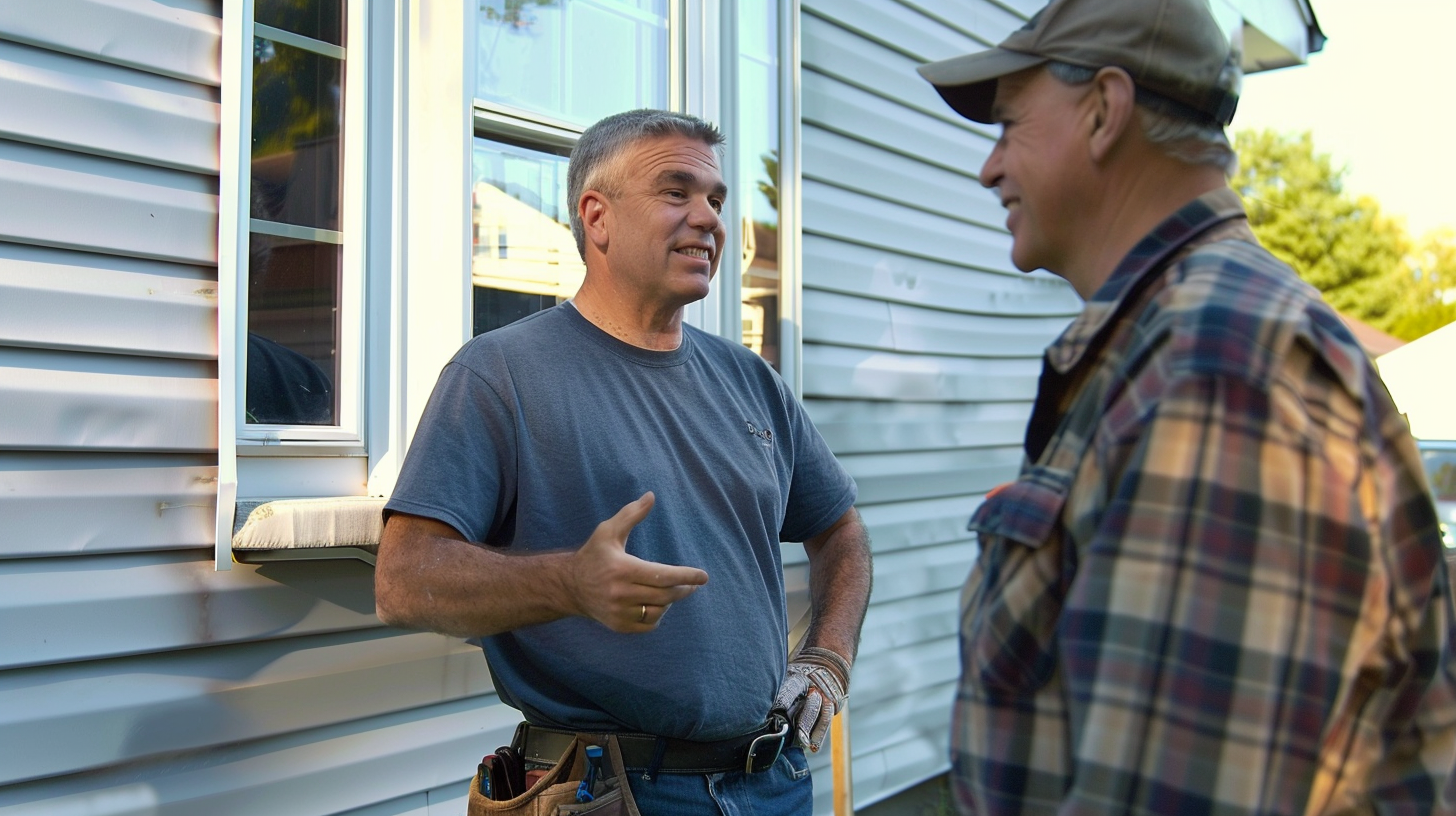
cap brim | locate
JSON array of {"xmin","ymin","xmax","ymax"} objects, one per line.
[{"xmin": 916, "ymin": 48, "xmax": 1048, "ymax": 124}]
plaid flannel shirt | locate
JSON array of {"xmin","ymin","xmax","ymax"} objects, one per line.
[{"xmin": 953, "ymin": 188, "xmax": 1456, "ymax": 816}]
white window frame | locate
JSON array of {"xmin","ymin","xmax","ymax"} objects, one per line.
[
  {"xmin": 708, "ymin": 0, "xmax": 802, "ymax": 393},
  {"xmin": 217, "ymin": 0, "xmax": 373, "ymax": 568}
]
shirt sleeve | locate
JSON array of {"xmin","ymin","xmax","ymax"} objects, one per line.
[
  {"xmin": 384, "ymin": 360, "xmax": 518, "ymax": 544},
  {"xmin": 777, "ymin": 383, "xmax": 857, "ymax": 543},
  {"xmin": 1056, "ymin": 353, "xmax": 1455, "ymax": 814}
]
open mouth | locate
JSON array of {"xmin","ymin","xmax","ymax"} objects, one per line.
[{"xmin": 676, "ymin": 247, "xmax": 711, "ymax": 260}]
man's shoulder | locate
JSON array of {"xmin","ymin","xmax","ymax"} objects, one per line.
[{"xmin": 1152, "ymin": 239, "xmax": 1367, "ymax": 397}]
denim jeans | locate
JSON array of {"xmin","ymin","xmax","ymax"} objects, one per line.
[{"xmin": 623, "ymin": 746, "xmax": 813, "ymax": 816}]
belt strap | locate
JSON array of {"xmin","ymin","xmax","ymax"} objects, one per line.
[{"xmin": 518, "ymin": 720, "xmax": 789, "ymax": 775}]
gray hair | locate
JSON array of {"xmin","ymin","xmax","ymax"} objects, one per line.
[
  {"xmin": 1045, "ymin": 62, "xmax": 1238, "ymax": 177},
  {"xmin": 567, "ymin": 109, "xmax": 726, "ymax": 258}
]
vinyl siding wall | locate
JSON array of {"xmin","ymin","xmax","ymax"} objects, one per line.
[
  {"xmin": 0, "ymin": 3, "xmax": 506, "ymax": 814},
  {"xmin": 796, "ymin": 0, "xmax": 1080, "ymax": 807},
  {"xmin": 0, "ymin": 1, "xmax": 1083, "ymax": 814}
]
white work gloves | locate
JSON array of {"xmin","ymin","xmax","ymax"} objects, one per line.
[{"xmin": 772, "ymin": 645, "xmax": 852, "ymax": 753}]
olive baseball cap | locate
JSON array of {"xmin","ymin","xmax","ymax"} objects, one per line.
[{"xmin": 916, "ymin": 0, "xmax": 1240, "ymax": 127}]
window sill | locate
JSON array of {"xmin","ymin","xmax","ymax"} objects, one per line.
[{"xmin": 232, "ymin": 495, "xmax": 385, "ymax": 566}]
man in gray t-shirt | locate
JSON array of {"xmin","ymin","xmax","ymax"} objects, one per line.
[{"xmin": 375, "ymin": 109, "xmax": 872, "ymax": 815}]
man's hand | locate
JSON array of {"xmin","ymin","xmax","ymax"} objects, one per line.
[
  {"xmin": 773, "ymin": 646, "xmax": 851, "ymax": 753},
  {"xmin": 568, "ymin": 492, "xmax": 709, "ymax": 633}
]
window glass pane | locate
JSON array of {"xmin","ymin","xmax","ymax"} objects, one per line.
[
  {"xmin": 476, "ymin": 0, "xmax": 668, "ymax": 127},
  {"xmin": 256, "ymin": 0, "xmax": 344, "ymax": 46},
  {"xmin": 246, "ymin": 235, "xmax": 340, "ymax": 425},
  {"xmin": 252, "ymin": 37, "xmax": 343, "ymax": 232},
  {"xmin": 740, "ymin": 0, "xmax": 780, "ymax": 368},
  {"xmin": 472, "ymin": 139, "xmax": 583, "ymax": 334}
]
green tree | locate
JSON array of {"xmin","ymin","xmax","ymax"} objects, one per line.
[{"xmin": 1233, "ymin": 129, "xmax": 1456, "ymax": 341}]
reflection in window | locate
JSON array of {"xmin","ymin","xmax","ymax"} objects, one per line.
[
  {"xmin": 739, "ymin": 0, "xmax": 780, "ymax": 369},
  {"xmin": 472, "ymin": 139, "xmax": 583, "ymax": 335},
  {"xmin": 246, "ymin": 235, "xmax": 339, "ymax": 424},
  {"xmin": 476, "ymin": 0, "xmax": 667, "ymax": 127},
  {"xmin": 256, "ymin": 0, "xmax": 343, "ymax": 45},
  {"xmin": 247, "ymin": 1, "xmax": 344, "ymax": 425}
]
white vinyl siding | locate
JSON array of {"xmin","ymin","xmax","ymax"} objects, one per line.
[
  {"xmin": 0, "ymin": 2, "xmax": 512, "ymax": 813},
  {"xmin": 795, "ymin": 0, "xmax": 1080, "ymax": 808}
]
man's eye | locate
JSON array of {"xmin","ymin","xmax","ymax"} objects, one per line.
[{"xmin": 709, "ymin": 199, "xmax": 724, "ymax": 213}]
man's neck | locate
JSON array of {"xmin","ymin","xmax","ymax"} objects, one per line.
[
  {"xmin": 1060, "ymin": 160, "xmax": 1229, "ymax": 300},
  {"xmin": 571, "ymin": 281, "xmax": 686, "ymax": 351}
]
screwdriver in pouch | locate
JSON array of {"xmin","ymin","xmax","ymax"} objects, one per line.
[{"xmin": 576, "ymin": 745, "xmax": 604, "ymax": 803}]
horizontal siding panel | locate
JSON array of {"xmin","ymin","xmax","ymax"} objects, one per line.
[
  {"xmin": 0, "ymin": 0, "xmax": 221, "ymax": 86},
  {"xmin": 803, "ymin": 67, "xmax": 993, "ymax": 175},
  {"xmin": 0, "ymin": 453, "xmax": 216, "ymax": 559},
  {"xmin": 0, "ymin": 696, "xmax": 511, "ymax": 816},
  {"xmin": 802, "ymin": 343, "xmax": 1040, "ymax": 403},
  {"xmin": 801, "ymin": 13, "xmax": 968, "ymax": 126},
  {"xmin": 806, "ymin": 397, "xmax": 1030, "ymax": 454},
  {"xmin": 899, "ymin": 0, "xmax": 1027, "ymax": 43},
  {"xmin": 867, "ymin": 540, "xmax": 979, "ymax": 605},
  {"xmin": 0, "ymin": 243, "xmax": 216, "ymax": 359},
  {"xmin": 854, "ymin": 494, "xmax": 984, "ymax": 554},
  {"xmin": 803, "ymin": 0, "xmax": 984, "ymax": 62},
  {"xmin": 804, "ymin": 123, "xmax": 1000, "ymax": 226},
  {"xmin": 0, "ymin": 629, "xmax": 492, "ymax": 785},
  {"xmin": 804, "ymin": 177, "xmax": 1011, "ymax": 274},
  {"xmin": 0, "ymin": 40, "xmax": 218, "ymax": 173},
  {"xmin": 858, "ymin": 589, "xmax": 962, "ymax": 656},
  {"xmin": 805, "ymin": 289, "xmax": 1069, "ymax": 358},
  {"xmin": 849, "ymin": 690, "xmax": 955, "ymax": 808},
  {"xmin": 0, "ymin": 348, "xmax": 215, "ymax": 452},
  {"xmin": 0, "ymin": 139, "xmax": 217, "ymax": 265},
  {"xmin": 803, "ymin": 234, "xmax": 1079, "ymax": 317},
  {"xmin": 0, "ymin": 552, "xmax": 381, "ymax": 670},
  {"xmin": 841, "ymin": 445, "xmax": 1022, "ymax": 504}
]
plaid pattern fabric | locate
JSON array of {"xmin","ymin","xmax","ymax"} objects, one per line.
[{"xmin": 953, "ymin": 188, "xmax": 1456, "ymax": 815}]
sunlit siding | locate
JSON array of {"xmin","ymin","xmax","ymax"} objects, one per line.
[
  {"xmin": 798, "ymin": 1, "xmax": 1080, "ymax": 810},
  {"xmin": 0, "ymin": 3, "xmax": 503, "ymax": 814}
]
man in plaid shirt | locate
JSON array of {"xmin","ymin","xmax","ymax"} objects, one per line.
[{"xmin": 917, "ymin": 0, "xmax": 1456, "ymax": 813}]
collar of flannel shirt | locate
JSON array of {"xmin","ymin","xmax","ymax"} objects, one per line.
[{"xmin": 1046, "ymin": 188, "xmax": 1248, "ymax": 376}]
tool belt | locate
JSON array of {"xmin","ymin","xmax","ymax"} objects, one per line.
[
  {"xmin": 468, "ymin": 727, "xmax": 640, "ymax": 816},
  {"xmin": 519, "ymin": 717, "xmax": 791, "ymax": 777}
]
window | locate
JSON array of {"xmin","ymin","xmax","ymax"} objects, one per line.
[
  {"xmin": 736, "ymin": 0, "xmax": 782, "ymax": 369},
  {"xmin": 471, "ymin": 0, "xmax": 670, "ymax": 334},
  {"xmin": 241, "ymin": 0, "xmax": 364, "ymax": 442}
]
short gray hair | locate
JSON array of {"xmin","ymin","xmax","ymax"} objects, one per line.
[
  {"xmin": 567, "ymin": 109, "xmax": 726, "ymax": 258},
  {"xmin": 1045, "ymin": 62, "xmax": 1238, "ymax": 177}
]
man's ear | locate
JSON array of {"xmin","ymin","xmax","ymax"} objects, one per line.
[
  {"xmin": 580, "ymin": 191, "xmax": 610, "ymax": 253},
  {"xmin": 1088, "ymin": 66, "xmax": 1136, "ymax": 163}
]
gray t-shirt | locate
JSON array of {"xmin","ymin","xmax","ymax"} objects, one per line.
[{"xmin": 385, "ymin": 303, "xmax": 857, "ymax": 741}]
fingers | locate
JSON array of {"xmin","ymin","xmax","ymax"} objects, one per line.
[
  {"xmin": 796, "ymin": 689, "xmax": 825, "ymax": 750},
  {"xmin": 806, "ymin": 691, "xmax": 834, "ymax": 752},
  {"xmin": 596, "ymin": 492, "xmax": 655, "ymax": 548}
]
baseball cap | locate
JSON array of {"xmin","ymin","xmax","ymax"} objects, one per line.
[{"xmin": 916, "ymin": 0, "xmax": 1240, "ymax": 127}]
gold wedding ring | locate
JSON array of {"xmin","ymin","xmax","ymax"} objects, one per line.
[{"xmin": 639, "ymin": 604, "xmax": 648, "ymax": 623}]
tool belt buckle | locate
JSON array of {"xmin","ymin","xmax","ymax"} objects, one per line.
[{"xmin": 744, "ymin": 714, "xmax": 789, "ymax": 774}]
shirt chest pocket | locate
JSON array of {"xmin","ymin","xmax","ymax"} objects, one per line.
[{"xmin": 962, "ymin": 475, "xmax": 1073, "ymax": 696}]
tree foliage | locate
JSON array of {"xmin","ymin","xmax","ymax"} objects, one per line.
[{"xmin": 1233, "ymin": 129, "xmax": 1456, "ymax": 341}]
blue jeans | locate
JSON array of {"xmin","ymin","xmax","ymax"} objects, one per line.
[{"xmin": 623, "ymin": 746, "xmax": 813, "ymax": 816}]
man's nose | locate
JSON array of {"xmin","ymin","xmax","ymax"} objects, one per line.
[
  {"xmin": 980, "ymin": 143, "xmax": 1003, "ymax": 190},
  {"xmin": 689, "ymin": 198, "xmax": 722, "ymax": 232}
]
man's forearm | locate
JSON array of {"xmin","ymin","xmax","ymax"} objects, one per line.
[
  {"xmin": 375, "ymin": 514, "xmax": 579, "ymax": 637},
  {"xmin": 801, "ymin": 508, "xmax": 873, "ymax": 663}
]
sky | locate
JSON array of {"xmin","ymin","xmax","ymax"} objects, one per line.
[{"xmin": 1233, "ymin": 0, "xmax": 1456, "ymax": 239}]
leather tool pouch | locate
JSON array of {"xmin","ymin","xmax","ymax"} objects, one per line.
[{"xmin": 468, "ymin": 730, "xmax": 641, "ymax": 816}]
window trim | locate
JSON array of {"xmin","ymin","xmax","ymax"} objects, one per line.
[
  {"xmin": 235, "ymin": 0, "xmax": 370, "ymax": 450},
  {"xmin": 216, "ymin": 0, "xmax": 374, "ymax": 570}
]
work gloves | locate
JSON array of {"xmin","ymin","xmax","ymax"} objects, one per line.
[{"xmin": 772, "ymin": 645, "xmax": 852, "ymax": 753}]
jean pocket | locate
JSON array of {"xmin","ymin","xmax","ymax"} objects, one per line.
[{"xmin": 778, "ymin": 746, "xmax": 810, "ymax": 781}]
